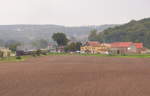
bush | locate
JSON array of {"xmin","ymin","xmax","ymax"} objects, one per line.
[
  {"xmin": 42, "ymin": 52, "xmax": 47, "ymax": 55},
  {"xmin": 16, "ymin": 56, "xmax": 22, "ymax": 59},
  {"xmin": 36, "ymin": 49, "xmax": 42, "ymax": 56},
  {"xmin": 32, "ymin": 54, "xmax": 37, "ymax": 57}
]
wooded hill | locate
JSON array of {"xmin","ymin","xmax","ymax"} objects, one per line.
[{"xmin": 96, "ymin": 18, "xmax": 150, "ymax": 48}]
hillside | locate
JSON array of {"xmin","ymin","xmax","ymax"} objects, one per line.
[
  {"xmin": 97, "ymin": 18, "xmax": 150, "ymax": 48},
  {"xmin": 0, "ymin": 24, "xmax": 116, "ymax": 42}
]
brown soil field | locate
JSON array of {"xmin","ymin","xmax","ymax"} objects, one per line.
[{"xmin": 0, "ymin": 56, "xmax": 150, "ymax": 96}]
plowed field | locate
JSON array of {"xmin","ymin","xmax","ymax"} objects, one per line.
[{"xmin": 0, "ymin": 56, "xmax": 150, "ymax": 96}]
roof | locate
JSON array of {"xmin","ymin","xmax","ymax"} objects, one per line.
[
  {"xmin": 111, "ymin": 42, "xmax": 133, "ymax": 48},
  {"xmin": 101, "ymin": 43, "xmax": 111, "ymax": 47},
  {"xmin": 134, "ymin": 43, "xmax": 143, "ymax": 49},
  {"xmin": 86, "ymin": 41, "xmax": 101, "ymax": 47}
]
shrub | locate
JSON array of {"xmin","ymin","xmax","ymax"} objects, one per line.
[
  {"xmin": 42, "ymin": 52, "xmax": 47, "ymax": 55},
  {"xmin": 32, "ymin": 54, "xmax": 37, "ymax": 57},
  {"xmin": 36, "ymin": 49, "xmax": 42, "ymax": 56},
  {"xmin": 16, "ymin": 56, "xmax": 22, "ymax": 60}
]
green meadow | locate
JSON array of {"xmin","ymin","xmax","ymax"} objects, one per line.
[{"xmin": 0, "ymin": 53, "xmax": 150, "ymax": 62}]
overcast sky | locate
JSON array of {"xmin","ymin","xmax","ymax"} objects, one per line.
[{"xmin": 0, "ymin": 0, "xmax": 149, "ymax": 26}]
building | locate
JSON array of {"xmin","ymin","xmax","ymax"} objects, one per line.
[
  {"xmin": 140, "ymin": 48, "xmax": 150, "ymax": 54},
  {"xmin": 80, "ymin": 41, "xmax": 110, "ymax": 54},
  {"xmin": 0, "ymin": 48, "xmax": 12, "ymax": 57},
  {"xmin": 99, "ymin": 43, "xmax": 111, "ymax": 54},
  {"xmin": 81, "ymin": 41, "xmax": 146, "ymax": 54},
  {"xmin": 110, "ymin": 42, "xmax": 144, "ymax": 55},
  {"xmin": 134, "ymin": 43, "xmax": 144, "ymax": 54}
]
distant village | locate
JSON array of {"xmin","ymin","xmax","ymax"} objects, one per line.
[
  {"xmin": 0, "ymin": 32, "xmax": 150, "ymax": 58},
  {"xmin": 1, "ymin": 41, "xmax": 150, "ymax": 58}
]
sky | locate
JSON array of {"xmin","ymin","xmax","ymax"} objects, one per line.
[{"xmin": 0, "ymin": 0, "xmax": 150, "ymax": 26}]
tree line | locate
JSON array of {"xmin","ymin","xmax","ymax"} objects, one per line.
[{"xmin": 88, "ymin": 18, "xmax": 150, "ymax": 48}]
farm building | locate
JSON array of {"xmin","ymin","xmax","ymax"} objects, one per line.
[
  {"xmin": 109, "ymin": 42, "xmax": 144, "ymax": 55},
  {"xmin": 134, "ymin": 43, "xmax": 146, "ymax": 54},
  {"xmin": 0, "ymin": 48, "xmax": 12, "ymax": 57},
  {"xmin": 80, "ymin": 41, "xmax": 147, "ymax": 54},
  {"xmin": 80, "ymin": 41, "xmax": 110, "ymax": 54}
]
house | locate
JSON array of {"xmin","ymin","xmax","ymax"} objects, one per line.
[
  {"xmin": 110, "ymin": 42, "xmax": 144, "ymax": 54},
  {"xmin": 140, "ymin": 48, "xmax": 150, "ymax": 54},
  {"xmin": 99, "ymin": 43, "xmax": 111, "ymax": 54},
  {"xmin": 81, "ymin": 41, "xmax": 100, "ymax": 54},
  {"xmin": 57, "ymin": 46, "xmax": 65, "ymax": 53},
  {"xmin": 134, "ymin": 43, "xmax": 144, "ymax": 54},
  {"xmin": 133, "ymin": 43, "xmax": 150, "ymax": 54},
  {"xmin": 0, "ymin": 48, "xmax": 13, "ymax": 57},
  {"xmin": 80, "ymin": 41, "xmax": 110, "ymax": 54}
]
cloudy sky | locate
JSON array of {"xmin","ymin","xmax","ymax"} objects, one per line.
[{"xmin": 0, "ymin": 0, "xmax": 149, "ymax": 26}]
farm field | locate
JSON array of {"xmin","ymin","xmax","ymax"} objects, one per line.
[{"xmin": 0, "ymin": 55, "xmax": 150, "ymax": 96}]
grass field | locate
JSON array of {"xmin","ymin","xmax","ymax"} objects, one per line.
[
  {"xmin": 47, "ymin": 52, "xmax": 150, "ymax": 58},
  {"xmin": 0, "ymin": 53, "xmax": 150, "ymax": 62},
  {"xmin": 0, "ymin": 55, "xmax": 32, "ymax": 62}
]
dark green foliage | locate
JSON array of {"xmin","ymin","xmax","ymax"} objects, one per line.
[
  {"xmin": 76, "ymin": 42, "xmax": 82, "ymax": 51},
  {"xmin": 16, "ymin": 56, "xmax": 22, "ymax": 60},
  {"xmin": 95, "ymin": 18, "xmax": 150, "ymax": 48},
  {"xmin": 36, "ymin": 49, "xmax": 42, "ymax": 56},
  {"xmin": 35, "ymin": 49, "xmax": 48, "ymax": 56},
  {"xmin": 65, "ymin": 42, "xmax": 82, "ymax": 52},
  {"xmin": 41, "ymin": 50, "xmax": 48, "ymax": 55},
  {"xmin": 30, "ymin": 51, "xmax": 37, "ymax": 57},
  {"xmin": 65, "ymin": 43, "xmax": 76, "ymax": 52},
  {"xmin": 52, "ymin": 33, "xmax": 69, "ymax": 46},
  {"xmin": 42, "ymin": 52, "xmax": 47, "ymax": 55},
  {"xmin": 32, "ymin": 54, "xmax": 37, "ymax": 57}
]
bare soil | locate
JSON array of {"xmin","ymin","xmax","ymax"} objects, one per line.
[{"xmin": 0, "ymin": 56, "xmax": 150, "ymax": 96}]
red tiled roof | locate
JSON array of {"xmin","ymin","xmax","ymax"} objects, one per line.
[
  {"xmin": 111, "ymin": 42, "xmax": 133, "ymax": 48},
  {"xmin": 86, "ymin": 41, "xmax": 101, "ymax": 47},
  {"xmin": 134, "ymin": 43, "xmax": 143, "ymax": 49}
]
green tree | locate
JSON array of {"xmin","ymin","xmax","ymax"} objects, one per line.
[
  {"xmin": 65, "ymin": 42, "xmax": 82, "ymax": 52},
  {"xmin": 52, "ymin": 32, "xmax": 69, "ymax": 46},
  {"xmin": 75, "ymin": 42, "xmax": 82, "ymax": 51}
]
